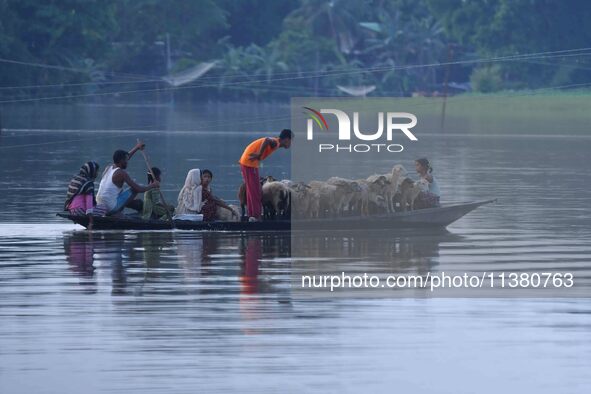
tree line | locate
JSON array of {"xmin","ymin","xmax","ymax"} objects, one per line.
[{"xmin": 1, "ymin": 0, "xmax": 590, "ymax": 101}]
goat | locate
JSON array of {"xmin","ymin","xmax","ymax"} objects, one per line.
[
  {"xmin": 289, "ymin": 181, "xmax": 313, "ymax": 219},
  {"xmin": 326, "ymin": 177, "xmax": 362, "ymax": 215},
  {"xmin": 365, "ymin": 174, "xmax": 390, "ymax": 213},
  {"xmin": 308, "ymin": 181, "xmax": 338, "ymax": 218},
  {"xmin": 397, "ymin": 178, "xmax": 422, "ymax": 211},
  {"xmin": 216, "ymin": 204, "xmax": 240, "ymax": 222},
  {"xmin": 237, "ymin": 175, "xmax": 276, "ymax": 217},
  {"xmin": 262, "ymin": 180, "xmax": 290, "ymax": 219},
  {"xmin": 384, "ymin": 165, "xmax": 407, "ymax": 213}
]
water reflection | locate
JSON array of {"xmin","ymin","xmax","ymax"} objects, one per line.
[
  {"xmin": 63, "ymin": 232, "xmax": 97, "ymax": 293},
  {"xmin": 291, "ymin": 229, "xmax": 459, "ymax": 277},
  {"xmin": 61, "ymin": 230, "xmax": 454, "ymax": 297},
  {"xmin": 61, "ymin": 231, "xmax": 294, "ymax": 297},
  {"xmin": 0, "ymin": 227, "xmax": 587, "ymax": 393},
  {"xmin": 63, "ymin": 232, "xmax": 95, "ymax": 277},
  {"xmin": 240, "ymin": 236, "xmax": 263, "ymax": 294}
]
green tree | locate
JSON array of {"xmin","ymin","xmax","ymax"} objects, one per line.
[
  {"xmin": 428, "ymin": 0, "xmax": 591, "ymax": 87},
  {"xmin": 288, "ymin": 0, "xmax": 370, "ymax": 55},
  {"xmin": 361, "ymin": 3, "xmax": 447, "ymax": 94},
  {"xmin": 221, "ymin": 0, "xmax": 298, "ymax": 47},
  {"xmin": 0, "ymin": 0, "xmax": 117, "ymax": 89},
  {"xmin": 111, "ymin": 0, "xmax": 228, "ymax": 76}
]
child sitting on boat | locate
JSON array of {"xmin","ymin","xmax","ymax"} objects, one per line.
[
  {"xmin": 200, "ymin": 169, "xmax": 239, "ymax": 221},
  {"xmin": 142, "ymin": 167, "xmax": 175, "ymax": 220},
  {"xmin": 413, "ymin": 158, "xmax": 441, "ymax": 209},
  {"xmin": 64, "ymin": 161, "xmax": 100, "ymax": 230}
]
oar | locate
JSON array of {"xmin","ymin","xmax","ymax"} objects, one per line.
[{"xmin": 137, "ymin": 140, "xmax": 175, "ymax": 227}]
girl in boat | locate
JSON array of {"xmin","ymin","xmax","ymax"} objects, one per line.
[
  {"xmin": 64, "ymin": 161, "xmax": 100, "ymax": 230},
  {"xmin": 142, "ymin": 167, "xmax": 175, "ymax": 220},
  {"xmin": 414, "ymin": 158, "xmax": 441, "ymax": 209},
  {"xmin": 200, "ymin": 169, "xmax": 239, "ymax": 221}
]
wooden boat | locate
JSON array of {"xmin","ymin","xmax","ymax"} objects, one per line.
[{"xmin": 56, "ymin": 199, "xmax": 495, "ymax": 231}]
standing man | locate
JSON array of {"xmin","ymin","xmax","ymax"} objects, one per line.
[
  {"xmin": 239, "ymin": 129, "xmax": 293, "ymax": 221},
  {"xmin": 96, "ymin": 140, "xmax": 160, "ymax": 216}
]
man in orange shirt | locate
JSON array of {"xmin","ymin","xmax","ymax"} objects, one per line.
[{"xmin": 239, "ymin": 129, "xmax": 293, "ymax": 220}]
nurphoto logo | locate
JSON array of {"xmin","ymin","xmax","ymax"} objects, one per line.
[{"xmin": 304, "ymin": 106, "xmax": 418, "ymax": 153}]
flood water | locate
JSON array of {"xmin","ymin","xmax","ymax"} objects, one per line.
[{"xmin": 0, "ymin": 103, "xmax": 590, "ymax": 393}]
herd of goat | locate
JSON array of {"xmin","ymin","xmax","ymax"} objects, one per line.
[{"xmin": 235, "ymin": 165, "xmax": 428, "ymax": 220}]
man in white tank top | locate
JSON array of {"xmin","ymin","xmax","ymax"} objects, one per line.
[{"xmin": 96, "ymin": 141, "xmax": 160, "ymax": 215}]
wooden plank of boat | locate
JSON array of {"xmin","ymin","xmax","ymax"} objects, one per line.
[
  {"xmin": 295, "ymin": 199, "xmax": 496, "ymax": 230},
  {"xmin": 55, "ymin": 212, "xmax": 290, "ymax": 231},
  {"xmin": 56, "ymin": 199, "xmax": 495, "ymax": 231}
]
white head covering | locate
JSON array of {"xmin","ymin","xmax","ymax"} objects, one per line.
[{"xmin": 176, "ymin": 169, "xmax": 204, "ymax": 214}]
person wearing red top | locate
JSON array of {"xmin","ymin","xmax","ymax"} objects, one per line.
[{"xmin": 238, "ymin": 129, "xmax": 293, "ymax": 220}]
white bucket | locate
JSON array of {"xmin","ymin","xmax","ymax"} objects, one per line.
[{"xmin": 172, "ymin": 214, "xmax": 204, "ymax": 222}]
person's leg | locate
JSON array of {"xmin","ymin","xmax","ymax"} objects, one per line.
[
  {"xmin": 240, "ymin": 165, "xmax": 253, "ymax": 217},
  {"xmin": 415, "ymin": 192, "xmax": 439, "ymax": 209},
  {"xmin": 241, "ymin": 165, "xmax": 262, "ymax": 219},
  {"xmin": 107, "ymin": 189, "xmax": 137, "ymax": 215},
  {"xmin": 414, "ymin": 192, "xmax": 426, "ymax": 210},
  {"xmin": 201, "ymin": 200, "xmax": 217, "ymax": 222},
  {"xmin": 152, "ymin": 204, "xmax": 175, "ymax": 220},
  {"xmin": 166, "ymin": 204, "xmax": 175, "ymax": 215},
  {"xmin": 125, "ymin": 198, "xmax": 143, "ymax": 212}
]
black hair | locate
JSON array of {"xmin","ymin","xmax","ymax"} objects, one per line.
[
  {"xmin": 202, "ymin": 169, "xmax": 213, "ymax": 178},
  {"xmin": 416, "ymin": 158, "xmax": 433, "ymax": 173},
  {"xmin": 147, "ymin": 167, "xmax": 161, "ymax": 183},
  {"xmin": 279, "ymin": 129, "xmax": 294, "ymax": 140},
  {"xmin": 113, "ymin": 149, "xmax": 128, "ymax": 164}
]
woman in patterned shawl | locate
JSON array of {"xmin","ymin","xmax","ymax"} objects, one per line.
[{"xmin": 65, "ymin": 161, "xmax": 100, "ymax": 229}]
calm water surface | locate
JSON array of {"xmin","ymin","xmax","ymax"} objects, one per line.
[{"xmin": 0, "ymin": 103, "xmax": 590, "ymax": 393}]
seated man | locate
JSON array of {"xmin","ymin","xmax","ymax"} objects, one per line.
[
  {"xmin": 142, "ymin": 167, "xmax": 175, "ymax": 220},
  {"xmin": 96, "ymin": 141, "xmax": 159, "ymax": 216}
]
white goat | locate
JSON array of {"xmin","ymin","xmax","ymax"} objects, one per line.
[
  {"xmin": 262, "ymin": 180, "xmax": 290, "ymax": 218},
  {"xmin": 348, "ymin": 179, "xmax": 370, "ymax": 216},
  {"xmin": 397, "ymin": 178, "xmax": 422, "ymax": 211},
  {"xmin": 365, "ymin": 174, "xmax": 390, "ymax": 213},
  {"xmin": 289, "ymin": 182, "xmax": 313, "ymax": 219},
  {"xmin": 326, "ymin": 177, "xmax": 363, "ymax": 215},
  {"xmin": 216, "ymin": 204, "xmax": 240, "ymax": 222},
  {"xmin": 308, "ymin": 180, "xmax": 338, "ymax": 218},
  {"xmin": 280, "ymin": 179, "xmax": 294, "ymax": 188},
  {"xmin": 384, "ymin": 164, "xmax": 407, "ymax": 213}
]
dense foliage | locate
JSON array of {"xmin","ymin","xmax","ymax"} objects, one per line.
[{"xmin": 1, "ymin": 0, "xmax": 590, "ymax": 101}]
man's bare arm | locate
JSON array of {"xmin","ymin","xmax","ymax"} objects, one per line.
[
  {"xmin": 211, "ymin": 195, "xmax": 233, "ymax": 211},
  {"xmin": 127, "ymin": 140, "xmax": 145, "ymax": 161},
  {"xmin": 122, "ymin": 171, "xmax": 158, "ymax": 193}
]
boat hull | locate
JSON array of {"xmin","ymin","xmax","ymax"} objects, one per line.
[{"xmin": 57, "ymin": 200, "xmax": 495, "ymax": 232}]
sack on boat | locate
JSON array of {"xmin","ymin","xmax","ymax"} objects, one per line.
[{"xmin": 173, "ymin": 213, "xmax": 204, "ymax": 222}]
